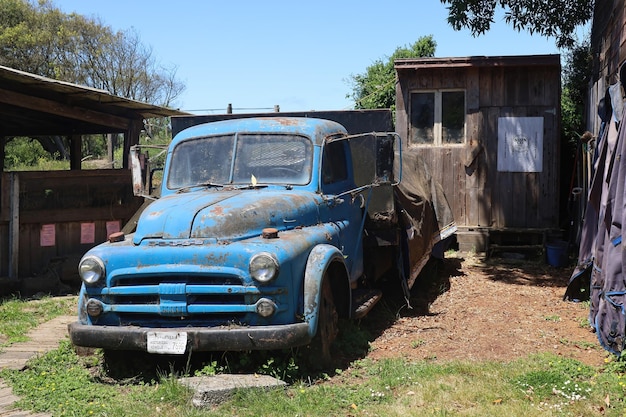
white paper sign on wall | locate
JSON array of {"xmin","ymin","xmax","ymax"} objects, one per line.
[{"xmin": 497, "ymin": 117, "xmax": 543, "ymax": 172}]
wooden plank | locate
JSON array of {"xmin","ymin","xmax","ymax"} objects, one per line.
[
  {"xmin": 526, "ymin": 172, "xmax": 540, "ymax": 226},
  {"xmin": 510, "ymin": 173, "xmax": 526, "ymax": 227},
  {"xmin": 9, "ymin": 174, "xmax": 19, "ymax": 279},
  {"xmin": 466, "ymin": 68, "xmax": 480, "ymax": 112},
  {"xmin": 467, "ymin": 187, "xmax": 479, "ymax": 226},
  {"xmin": 0, "ymin": 87, "xmax": 131, "ymax": 131},
  {"xmin": 478, "ymin": 67, "xmax": 492, "ymax": 108},
  {"xmin": 19, "ymin": 204, "xmax": 140, "ymax": 224},
  {"xmin": 478, "ymin": 186, "xmax": 491, "ymax": 227}
]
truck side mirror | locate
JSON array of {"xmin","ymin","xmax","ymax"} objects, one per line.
[
  {"xmin": 375, "ymin": 135, "xmax": 394, "ymax": 183},
  {"xmin": 375, "ymin": 133, "xmax": 401, "ymax": 186},
  {"xmin": 130, "ymin": 145, "xmax": 146, "ymax": 197}
]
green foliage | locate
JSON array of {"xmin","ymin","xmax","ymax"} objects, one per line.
[
  {"xmin": 4, "ymin": 342, "xmax": 626, "ymax": 417},
  {"xmin": 3, "ymin": 137, "xmax": 56, "ymax": 169},
  {"xmin": 515, "ymin": 355, "xmax": 594, "ymax": 400},
  {"xmin": 0, "ymin": 0, "xmax": 184, "ymax": 107},
  {"xmin": 561, "ymin": 38, "xmax": 592, "ymax": 144},
  {"xmin": 348, "ymin": 35, "xmax": 436, "ymax": 110},
  {"xmin": 1, "ymin": 341, "xmax": 196, "ymax": 416},
  {"xmin": 441, "ymin": 0, "xmax": 594, "ymax": 48}
]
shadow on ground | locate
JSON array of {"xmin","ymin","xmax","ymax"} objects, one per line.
[{"xmin": 81, "ymin": 256, "xmax": 468, "ymax": 384}]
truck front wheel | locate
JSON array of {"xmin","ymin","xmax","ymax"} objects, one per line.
[{"xmin": 309, "ymin": 274, "xmax": 339, "ymax": 369}]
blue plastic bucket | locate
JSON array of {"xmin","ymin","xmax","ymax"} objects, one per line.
[{"xmin": 546, "ymin": 240, "xmax": 568, "ymax": 267}]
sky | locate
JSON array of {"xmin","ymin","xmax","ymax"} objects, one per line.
[{"xmin": 53, "ymin": 0, "xmax": 573, "ymax": 114}]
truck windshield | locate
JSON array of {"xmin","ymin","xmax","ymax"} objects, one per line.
[{"xmin": 167, "ymin": 133, "xmax": 313, "ymax": 189}]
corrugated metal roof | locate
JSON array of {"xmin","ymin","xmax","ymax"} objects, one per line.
[{"xmin": 0, "ymin": 65, "xmax": 189, "ymax": 137}]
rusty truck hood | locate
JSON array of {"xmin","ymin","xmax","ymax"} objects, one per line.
[{"xmin": 133, "ymin": 189, "xmax": 321, "ymax": 243}]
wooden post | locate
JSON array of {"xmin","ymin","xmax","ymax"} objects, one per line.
[
  {"xmin": 0, "ymin": 136, "xmax": 3, "ymax": 276},
  {"xmin": 107, "ymin": 133, "xmax": 115, "ymax": 167},
  {"xmin": 69, "ymin": 134, "xmax": 82, "ymax": 170},
  {"xmin": 8, "ymin": 173, "xmax": 18, "ymax": 279},
  {"xmin": 123, "ymin": 120, "xmax": 143, "ymax": 170},
  {"xmin": 0, "ymin": 135, "xmax": 5, "ymax": 173}
]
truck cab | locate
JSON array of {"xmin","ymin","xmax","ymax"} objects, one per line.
[{"xmin": 69, "ymin": 117, "xmax": 404, "ymax": 364}]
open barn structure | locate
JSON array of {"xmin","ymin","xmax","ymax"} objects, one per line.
[{"xmin": 0, "ymin": 65, "xmax": 185, "ymax": 293}]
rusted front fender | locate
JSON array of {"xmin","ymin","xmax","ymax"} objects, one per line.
[{"xmin": 302, "ymin": 244, "xmax": 349, "ymax": 338}]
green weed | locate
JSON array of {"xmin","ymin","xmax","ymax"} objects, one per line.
[{"xmin": 5, "ymin": 346, "xmax": 626, "ymax": 417}]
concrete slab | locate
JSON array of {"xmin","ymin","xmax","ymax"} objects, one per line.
[{"xmin": 179, "ymin": 374, "xmax": 287, "ymax": 407}]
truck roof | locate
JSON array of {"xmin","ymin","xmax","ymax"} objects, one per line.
[{"xmin": 171, "ymin": 117, "xmax": 348, "ymax": 146}]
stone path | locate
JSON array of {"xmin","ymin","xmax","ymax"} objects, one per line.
[{"xmin": 0, "ymin": 315, "xmax": 74, "ymax": 417}]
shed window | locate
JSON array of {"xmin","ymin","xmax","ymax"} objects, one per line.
[{"xmin": 410, "ymin": 90, "xmax": 465, "ymax": 145}]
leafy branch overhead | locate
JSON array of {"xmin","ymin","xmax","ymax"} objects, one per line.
[
  {"xmin": 441, "ymin": 0, "xmax": 594, "ymax": 48},
  {"xmin": 348, "ymin": 36, "xmax": 436, "ymax": 110}
]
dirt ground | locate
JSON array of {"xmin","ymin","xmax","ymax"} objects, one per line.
[{"xmin": 363, "ymin": 252, "xmax": 604, "ymax": 367}]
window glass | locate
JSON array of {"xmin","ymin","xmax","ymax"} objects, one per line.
[
  {"xmin": 442, "ymin": 91, "xmax": 465, "ymax": 144},
  {"xmin": 410, "ymin": 92, "xmax": 435, "ymax": 144},
  {"xmin": 233, "ymin": 134, "xmax": 312, "ymax": 185},
  {"xmin": 322, "ymin": 141, "xmax": 348, "ymax": 185},
  {"xmin": 167, "ymin": 133, "xmax": 313, "ymax": 189},
  {"xmin": 168, "ymin": 135, "xmax": 234, "ymax": 189}
]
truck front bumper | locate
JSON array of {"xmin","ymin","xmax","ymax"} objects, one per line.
[{"xmin": 68, "ymin": 321, "xmax": 311, "ymax": 352}]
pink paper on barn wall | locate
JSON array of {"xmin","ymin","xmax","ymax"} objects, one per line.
[
  {"xmin": 40, "ymin": 224, "xmax": 55, "ymax": 247},
  {"xmin": 81, "ymin": 222, "xmax": 95, "ymax": 244},
  {"xmin": 106, "ymin": 220, "xmax": 121, "ymax": 237}
]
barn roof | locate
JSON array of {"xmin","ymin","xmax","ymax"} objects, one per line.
[
  {"xmin": 395, "ymin": 54, "xmax": 560, "ymax": 70},
  {"xmin": 0, "ymin": 65, "xmax": 188, "ymax": 137}
]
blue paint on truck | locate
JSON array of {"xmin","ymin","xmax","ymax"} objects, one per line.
[{"xmin": 68, "ymin": 116, "xmax": 451, "ymax": 362}]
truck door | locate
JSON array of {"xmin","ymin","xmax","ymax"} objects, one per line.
[{"xmin": 320, "ymin": 140, "xmax": 365, "ymax": 281}]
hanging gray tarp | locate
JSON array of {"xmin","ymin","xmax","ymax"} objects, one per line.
[{"xmin": 566, "ymin": 100, "xmax": 626, "ymax": 355}]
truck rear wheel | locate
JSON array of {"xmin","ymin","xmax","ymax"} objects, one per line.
[{"xmin": 309, "ymin": 274, "xmax": 339, "ymax": 369}]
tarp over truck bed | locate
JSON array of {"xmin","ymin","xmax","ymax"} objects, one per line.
[{"xmin": 396, "ymin": 148, "xmax": 457, "ymax": 286}]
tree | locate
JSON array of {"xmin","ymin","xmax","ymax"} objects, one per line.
[
  {"xmin": 0, "ymin": 0, "xmax": 184, "ymax": 166},
  {"xmin": 441, "ymin": 0, "xmax": 594, "ymax": 48},
  {"xmin": 0, "ymin": 0, "xmax": 185, "ymax": 108},
  {"xmin": 348, "ymin": 36, "xmax": 436, "ymax": 109},
  {"xmin": 561, "ymin": 38, "xmax": 592, "ymax": 142}
]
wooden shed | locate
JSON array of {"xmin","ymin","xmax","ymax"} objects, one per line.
[
  {"xmin": 0, "ymin": 65, "xmax": 185, "ymax": 293},
  {"xmin": 394, "ymin": 55, "xmax": 562, "ymax": 253}
]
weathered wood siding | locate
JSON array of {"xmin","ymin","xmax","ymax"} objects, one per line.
[
  {"xmin": 589, "ymin": 0, "xmax": 626, "ymax": 134},
  {"xmin": 396, "ymin": 56, "xmax": 561, "ymax": 231},
  {"xmin": 0, "ymin": 170, "xmax": 142, "ymax": 278}
]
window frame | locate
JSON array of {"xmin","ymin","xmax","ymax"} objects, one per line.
[{"xmin": 409, "ymin": 89, "xmax": 467, "ymax": 146}]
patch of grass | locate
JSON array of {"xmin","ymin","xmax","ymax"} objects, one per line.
[
  {"xmin": 410, "ymin": 339, "xmax": 426, "ymax": 349},
  {"xmin": 5, "ymin": 346, "xmax": 626, "ymax": 417},
  {"xmin": 559, "ymin": 338, "xmax": 599, "ymax": 350},
  {"xmin": 0, "ymin": 296, "xmax": 76, "ymax": 345},
  {"xmin": 543, "ymin": 315, "xmax": 561, "ymax": 322},
  {"xmin": 0, "ymin": 341, "xmax": 197, "ymax": 417}
]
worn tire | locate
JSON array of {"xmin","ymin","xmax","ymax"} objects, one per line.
[{"xmin": 308, "ymin": 274, "xmax": 339, "ymax": 369}]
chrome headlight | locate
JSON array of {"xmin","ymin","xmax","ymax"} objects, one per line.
[
  {"xmin": 249, "ymin": 252, "xmax": 279, "ymax": 284},
  {"xmin": 255, "ymin": 298, "xmax": 277, "ymax": 317},
  {"xmin": 78, "ymin": 256, "xmax": 105, "ymax": 285}
]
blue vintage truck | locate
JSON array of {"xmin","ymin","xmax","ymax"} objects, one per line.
[{"xmin": 68, "ymin": 116, "xmax": 455, "ymax": 365}]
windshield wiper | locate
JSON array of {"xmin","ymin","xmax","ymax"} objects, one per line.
[{"xmin": 176, "ymin": 181, "xmax": 224, "ymax": 193}]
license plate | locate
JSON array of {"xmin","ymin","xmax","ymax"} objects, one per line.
[{"xmin": 146, "ymin": 331, "xmax": 187, "ymax": 355}]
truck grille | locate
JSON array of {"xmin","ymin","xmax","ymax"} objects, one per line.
[{"xmin": 101, "ymin": 274, "xmax": 252, "ymax": 326}]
